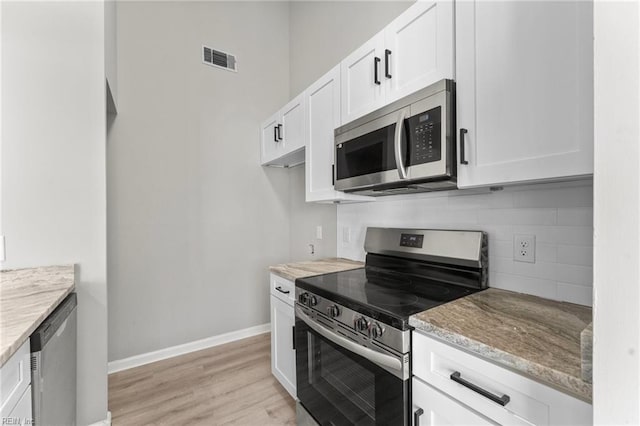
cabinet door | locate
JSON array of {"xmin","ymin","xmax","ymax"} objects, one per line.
[
  {"xmin": 412, "ymin": 378, "xmax": 493, "ymax": 426},
  {"xmin": 7, "ymin": 386, "xmax": 32, "ymax": 424},
  {"xmin": 305, "ymin": 66, "xmax": 373, "ymax": 203},
  {"xmin": 384, "ymin": 1, "xmax": 454, "ymax": 104},
  {"xmin": 456, "ymin": 0, "xmax": 593, "ymax": 188},
  {"xmin": 260, "ymin": 112, "xmax": 281, "ymax": 165},
  {"xmin": 270, "ymin": 296, "xmax": 296, "ymax": 398},
  {"xmin": 281, "ymin": 94, "xmax": 305, "ymax": 154},
  {"xmin": 341, "ymin": 31, "xmax": 386, "ymax": 124}
]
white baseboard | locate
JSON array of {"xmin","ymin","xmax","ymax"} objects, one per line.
[
  {"xmin": 107, "ymin": 323, "xmax": 270, "ymax": 374},
  {"xmin": 88, "ymin": 411, "xmax": 111, "ymax": 426}
]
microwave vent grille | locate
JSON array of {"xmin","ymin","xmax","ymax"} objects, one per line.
[{"xmin": 202, "ymin": 45, "xmax": 237, "ymax": 72}]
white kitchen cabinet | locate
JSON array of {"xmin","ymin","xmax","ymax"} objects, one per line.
[
  {"xmin": 269, "ymin": 274, "xmax": 296, "ymax": 398},
  {"xmin": 0, "ymin": 340, "xmax": 32, "ymax": 422},
  {"xmin": 305, "ymin": 65, "xmax": 374, "ymax": 203},
  {"xmin": 455, "ymin": 0, "xmax": 593, "ymax": 188},
  {"xmin": 341, "ymin": 1, "xmax": 454, "ymax": 124},
  {"xmin": 412, "ymin": 377, "xmax": 493, "ymax": 426},
  {"xmin": 412, "ymin": 331, "xmax": 592, "ymax": 426},
  {"xmin": 260, "ymin": 94, "xmax": 305, "ymax": 167},
  {"xmin": 340, "ymin": 31, "xmax": 387, "ymax": 124},
  {"xmin": 384, "ymin": 0, "xmax": 454, "ymax": 105},
  {"xmin": 8, "ymin": 386, "xmax": 32, "ymax": 423}
]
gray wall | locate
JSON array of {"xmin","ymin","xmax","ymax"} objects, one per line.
[
  {"xmin": 287, "ymin": 1, "xmax": 412, "ymax": 261},
  {"xmin": 1, "ymin": 2, "xmax": 108, "ymax": 423},
  {"xmin": 108, "ymin": 0, "xmax": 415, "ymax": 362},
  {"xmin": 108, "ymin": 1, "xmax": 291, "ymax": 361}
]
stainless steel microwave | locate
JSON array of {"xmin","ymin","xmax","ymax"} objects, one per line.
[{"xmin": 334, "ymin": 79, "xmax": 456, "ymax": 196}]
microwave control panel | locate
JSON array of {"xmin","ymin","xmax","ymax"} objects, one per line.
[{"xmin": 406, "ymin": 106, "xmax": 442, "ymax": 166}]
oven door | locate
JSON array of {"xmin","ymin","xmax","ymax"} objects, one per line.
[{"xmin": 295, "ymin": 306, "xmax": 409, "ymax": 426}]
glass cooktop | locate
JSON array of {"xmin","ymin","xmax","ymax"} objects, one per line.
[{"xmin": 296, "ymin": 267, "xmax": 479, "ymax": 330}]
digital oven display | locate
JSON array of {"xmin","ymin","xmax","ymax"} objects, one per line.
[{"xmin": 400, "ymin": 233, "xmax": 424, "ymax": 248}]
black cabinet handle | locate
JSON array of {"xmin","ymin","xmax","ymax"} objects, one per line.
[
  {"xmin": 374, "ymin": 57, "xmax": 381, "ymax": 85},
  {"xmin": 413, "ymin": 408, "xmax": 424, "ymax": 426},
  {"xmin": 385, "ymin": 49, "xmax": 392, "ymax": 78},
  {"xmin": 450, "ymin": 371, "xmax": 510, "ymax": 406},
  {"xmin": 275, "ymin": 286, "xmax": 290, "ymax": 294},
  {"xmin": 273, "ymin": 126, "xmax": 278, "ymax": 142},
  {"xmin": 292, "ymin": 326, "xmax": 296, "ymax": 350},
  {"xmin": 459, "ymin": 128, "xmax": 469, "ymax": 165},
  {"xmin": 332, "ymin": 164, "xmax": 335, "ymax": 186},
  {"xmin": 277, "ymin": 124, "xmax": 283, "ymax": 141}
]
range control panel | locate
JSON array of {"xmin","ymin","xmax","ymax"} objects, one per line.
[{"xmin": 400, "ymin": 233, "xmax": 424, "ymax": 248}]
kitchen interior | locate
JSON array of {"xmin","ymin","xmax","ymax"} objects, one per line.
[{"xmin": 0, "ymin": 1, "xmax": 638, "ymax": 425}]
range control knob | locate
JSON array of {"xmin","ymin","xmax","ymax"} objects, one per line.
[
  {"xmin": 298, "ymin": 292, "xmax": 309, "ymax": 305},
  {"xmin": 309, "ymin": 296, "xmax": 318, "ymax": 307},
  {"xmin": 327, "ymin": 305, "xmax": 341, "ymax": 318},
  {"xmin": 371, "ymin": 323, "xmax": 385, "ymax": 339},
  {"xmin": 355, "ymin": 316, "xmax": 370, "ymax": 332}
]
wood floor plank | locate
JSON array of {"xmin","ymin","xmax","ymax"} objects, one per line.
[{"xmin": 109, "ymin": 333, "xmax": 296, "ymax": 425}]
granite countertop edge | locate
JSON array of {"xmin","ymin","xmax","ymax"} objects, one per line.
[
  {"xmin": 409, "ymin": 316, "xmax": 593, "ymax": 403},
  {"xmin": 269, "ymin": 257, "xmax": 364, "ymax": 281},
  {"xmin": 0, "ymin": 265, "xmax": 76, "ymax": 366}
]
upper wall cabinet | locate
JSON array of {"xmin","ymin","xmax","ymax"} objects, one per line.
[
  {"xmin": 456, "ymin": 1, "xmax": 594, "ymax": 188},
  {"xmin": 305, "ymin": 66, "xmax": 373, "ymax": 203},
  {"xmin": 261, "ymin": 93, "xmax": 305, "ymax": 167},
  {"xmin": 341, "ymin": 1, "xmax": 454, "ymax": 124}
]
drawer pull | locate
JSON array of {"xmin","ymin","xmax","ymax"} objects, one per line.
[
  {"xmin": 275, "ymin": 286, "xmax": 290, "ymax": 295},
  {"xmin": 450, "ymin": 371, "xmax": 510, "ymax": 406}
]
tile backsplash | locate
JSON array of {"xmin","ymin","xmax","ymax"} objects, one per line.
[{"xmin": 336, "ymin": 181, "xmax": 593, "ymax": 306}]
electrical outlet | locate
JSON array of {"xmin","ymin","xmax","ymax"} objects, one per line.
[
  {"xmin": 0, "ymin": 236, "xmax": 5, "ymax": 262},
  {"xmin": 342, "ymin": 227, "xmax": 351, "ymax": 244},
  {"xmin": 316, "ymin": 226, "xmax": 323, "ymax": 240},
  {"xmin": 514, "ymin": 234, "xmax": 535, "ymax": 263}
]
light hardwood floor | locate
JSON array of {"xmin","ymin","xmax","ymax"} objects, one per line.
[{"xmin": 108, "ymin": 333, "xmax": 296, "ymax": 425}]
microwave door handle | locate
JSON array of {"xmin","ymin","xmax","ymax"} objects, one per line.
[
  {"xmin": 394, "ymin": 109, "xmax": 408, "ymax": 179},
  {"xmin": 295, "ymin": 306, "xmax": 403, "ymax": 372}
]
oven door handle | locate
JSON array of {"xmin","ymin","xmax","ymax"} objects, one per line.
[
  {"xmin": 295, "ymin": 306, "xmax": 403, "ymax": 372},
  {"xmin": 394, "ymin": 108, "xmax": 408, "ymax": 180}
]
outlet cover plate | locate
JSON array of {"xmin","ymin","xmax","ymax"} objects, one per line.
[{"xmin": 514, "ymin": 234, "xmax": 535, "ymax": 263}]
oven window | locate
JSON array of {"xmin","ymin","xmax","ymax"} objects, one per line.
[
  {"xmin": 296, "ymin": 321, "xmax": 409, "ymax": 426},
  {"xmin": 316, "ymin": 339, "xmax": 376, "ymax": 424},
  {"xmin": 336, "ymin": 124, "xmax": 398, "ymax": 180}
]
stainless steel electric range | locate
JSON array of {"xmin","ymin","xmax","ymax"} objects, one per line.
[{"xmin": 294, "ymin": 227, "xmax": 488, "ymax": 426}]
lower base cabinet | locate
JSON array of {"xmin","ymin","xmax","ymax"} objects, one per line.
[
  {"xmin": 412, "ymin": 332, "xmax": 592, "ymax": 426},
  {"xmin": 270, "ymin": 274, "xmax": 296, "ymax": 398}
]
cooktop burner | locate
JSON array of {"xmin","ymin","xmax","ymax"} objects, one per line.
[{"xmin": 296, "ymin": 267, "xmax": 478, "ymax": 330}]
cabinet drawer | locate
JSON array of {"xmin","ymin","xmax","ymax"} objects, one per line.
[
  {"xmin": 412, "ymin": 377, "xmax": 493, "ymax": 426},
  {"xmin": 270, "ymin": 273, "xmax": 295, "ymax": 305},
  {"xmin": 0, "ymin": 340, "xmax": 31, "ymax": 417},
  {"xmin": 413, "ymin": 332, "xmax": 591, "ymax": 426}
]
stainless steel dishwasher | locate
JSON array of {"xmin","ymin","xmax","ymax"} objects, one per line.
[{"xmin": 30, "ymin": 292, "xmax": 77, "ymax": 426}]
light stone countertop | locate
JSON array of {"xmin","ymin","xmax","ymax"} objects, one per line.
[
  {"xmin": 270, "ymin": 258, "xmax": 364, "ymax": 281},
  {"xmin": 0, "ymin": 265, "xmax": 75, "ymax": 366},
  {"xmin": 409, "ymin": 288, "xmax": 593, "ymax": 402}
]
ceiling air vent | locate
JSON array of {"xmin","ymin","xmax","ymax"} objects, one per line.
[{"xmin": 202, "ymin": 45, "xmax": 237, "ymax": 72}]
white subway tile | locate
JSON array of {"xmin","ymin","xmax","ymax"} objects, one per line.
[
  {"xmin": 490, "ymin": 272, "xmax": 558, "ymax": 300},
  {"xmin": 477, "ymin": 208, "xmax": 557, "ymax": 226},
  {"xmin": 537, "ymin": 243, "xmax": 558, "ymax": 263},
  {"xmin": 490, "ymin": 240, "xmax": 512, "ymax": 258},
  {"xmin": 557, "ymin": 245, "xmax": 593, "ymax": 266},
  {"xmin": 555, "ymin": 264, "xmax": 593, "ymax": 287},
  {"xmin": 557, "ymin": 208, "xmax": 593, "ymax": 227},
  {"xmin": 557, "ymin": 282, "xmax": 593, "ymax": 306},
  {"xmin": 513, "ymin": 185, "xmax": 593, "ymax": 208}
]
